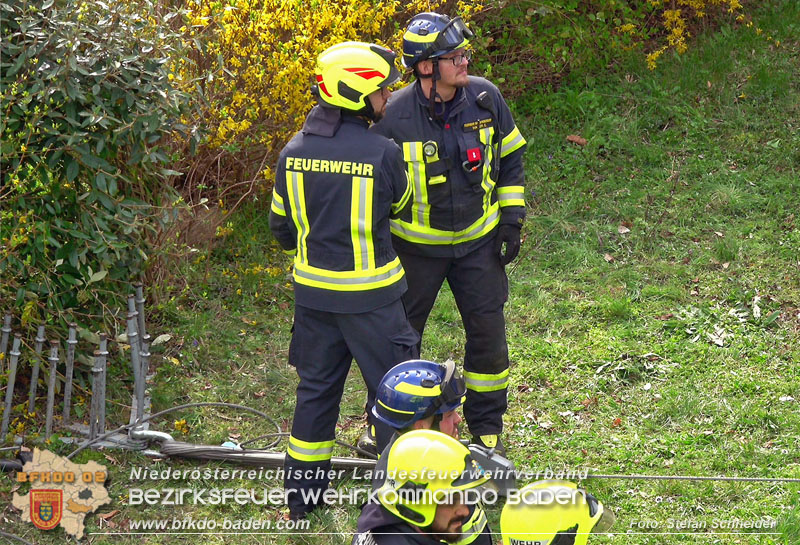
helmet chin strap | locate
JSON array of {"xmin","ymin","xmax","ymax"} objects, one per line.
[
  {"xmin": 416, "ymin": 59, "xmax": 446, "ymax": 120},
  {"xmin": 358, "ymin": 97, "xmax": 382, "ymax": 123},
  {"xmin": 428, "ymin": 60, "xmax": 446, "ymax": 120}
]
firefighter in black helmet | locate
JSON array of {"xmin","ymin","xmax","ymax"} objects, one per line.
[
  {"xmin": 269, "ymin": 41, "xmax": 419, "ymax": 519},
  {"xmin": 372, "ymin": 13, "xmax": 528, "ymax": 455}
]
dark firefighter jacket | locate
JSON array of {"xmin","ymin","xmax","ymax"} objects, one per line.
[
  {"xmin": 270, "ymin": 105, "xmax": 413, "ymax": 313},
  {"xmin": 372, "ymin": 76, "xmax": 526, "ymax": 258}
]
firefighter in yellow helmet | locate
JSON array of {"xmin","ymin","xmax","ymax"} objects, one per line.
[
  {"xmin": 269, "ymin": 41, "xmax": 419, "ymax": 519},
  {"xmin": 353, "ymin": 429, "xmax": 492, "ymax": 544},
  {"xmin": 500, "ymin": 480, "xmax": 615, "ymax": 545}
]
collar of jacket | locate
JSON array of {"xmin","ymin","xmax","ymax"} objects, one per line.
[
  {"xmin": 356, "ymin": 502, "xmax": 444, "ymax": 544},
  {"xmin": 302, "ymin": 104, "xmax": 342, "ymax": 137},
  {"xmin": 302, "ymin": 105, "xmax": 371, "ymax": 137},
  {"xmin": 413, "ymin": 80, "xmax": 468, "ymax": 121}
]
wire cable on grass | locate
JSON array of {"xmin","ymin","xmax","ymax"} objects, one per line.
[
  {"xmin": 585, "ymin": 473, "xmax": 800, "ymax": 483},
  {"xmin": 65, "ymin": 403, "xmax": 796, "ymax": 482},
  {"xmin": 234, "ymin": 431, "xmax": 378, "ymax": 459},
  {"xmin": 336, "ymin": 439, "xmax": 378, "ymax": 460},
  {"xmin": 0, "ymin": 530, "xmax": 35, "ymax": 545},
  {"xmin": 67, "ymin": 402, "xmax": 281, "ymax": 459},
  {"xmin": 238, "ymin": 431, "xmax": 288, "ymax": 449}
]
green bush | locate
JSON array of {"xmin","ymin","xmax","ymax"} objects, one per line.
[
  {"xmin": 0, "ymin": 0, "xmax": 194, "ymax": 332},
  {"xmin": 470, "ymin": 0, "xmax": 748, "ymax": 98},
  {"xmin": 170, "ymin": 0, "xmax": 482, "ymax": 206}
]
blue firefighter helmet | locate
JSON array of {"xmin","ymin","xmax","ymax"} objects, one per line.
[
  {"xmin": 372, "ymin": 359, "xmax": 466, "ymax": 429},
  {"xmin": 401, "ymin": 13, "xmax": 474, "ymax": 68}
]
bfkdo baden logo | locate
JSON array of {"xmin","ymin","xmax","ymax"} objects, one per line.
[{"xmin": 30, "ymin": 489, "xmax": 63, "ymax": 530}]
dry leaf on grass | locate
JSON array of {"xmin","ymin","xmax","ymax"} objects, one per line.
[{"xmin": 566, "ymin": 134, "xmax": 587, "ymax": 146}]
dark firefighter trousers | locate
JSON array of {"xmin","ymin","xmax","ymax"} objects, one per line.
[
  {"xmin": 284, "ymin": 299, "xmax": 418, "ymax": 516},
  {"xmin": 398, "ymin": 239, "xmax": 509, "ymax": 438}
]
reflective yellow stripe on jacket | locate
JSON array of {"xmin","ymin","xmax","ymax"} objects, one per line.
[
  {"xmin": 271, "ymin": 191, "xmax": 286, "ymax": 216},
  {"xmin": 392, "ymin": 171, "xmax": 413, "ymax": 215},
  {"xmin": 391, "ymin": 205, "xmax": 500, "ymax": 246},
  {"xmin": 403, "ymin": 142, "xmax": 431, "ymax": 228},
  {"xmin": 294, "ymin": 258, "xmax": 404, "ymax": 291},
  {"xmin": 352, "ymin": 176, "xmax": 375, "ymax": 271},
  {"xmin": 287, "ymin": 170, "xmax": 405, "ymax": 292},
  {"xmin": 287, "ymin": 171, "xmax": 311, "ymax": 264},
  {"xmin": 457, "ymin": 506, "xmax": 488, "ymax": 545},
  {"xmin": 500, "ymin": 126, "xmax": 525, "ymax": 157},
  {"xmin": 497, "ymin": 186, "xmax": 525, "ymax": 208}
]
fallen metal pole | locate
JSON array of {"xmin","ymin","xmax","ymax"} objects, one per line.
[
  {"xmin": 27, "ymin": 325, "xmax": 46, "ymax": 414},
  {"xmin": 45, "ymin": 341, "xmax": 59, "ymax": 440},
  {"xmin": 129, "ymin": 429, "xmax": 800, "ymax": 484},
  {"xmin": 130, "ymin": 429, "xmax": 376, "ymax": 470},
  {"xmin": 1, "ymin": 336, "xmax": 21, "ymax": 439},
  {"xmin": 62, "ymin": 324, "xmax": 77, "ymax": 425}
]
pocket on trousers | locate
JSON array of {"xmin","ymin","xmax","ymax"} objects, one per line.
[
  {"xmin": 288, "ymin": 322, "xmax": 298, "ymax": 367},
  {"xmin": 390, "ymin": 324, "xmax": 421, "ymax": 361}
]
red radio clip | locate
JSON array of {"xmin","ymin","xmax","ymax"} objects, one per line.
[{"xmin": 467, "ymin": 147, "xmax": 482, "ymax": 163}]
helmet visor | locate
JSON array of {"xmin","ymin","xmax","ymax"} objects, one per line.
[
  {"xmin": 440, "ymin": 359, "xmax": 467, "ymax": 406},
  {"xmin": 586, "ymin": 492, "xmax": 615, "ymax": 534},
  {"xmin": 421, "ymin": 360, "xmax": 466, "ymax": 418},
  {"xmin": 592, "ymin": 507, "xmax": 615, "ymax": 534},
  {"xmin": 369, "ymin": 44, "xmax": 401, "ymax": 87},
  {"xmin": 450, "ymin": 453, "xmax": 490, "ymax": 490},
  {"xmin": 429, "ymin": 16, "xmax": 474, "ymax": 56}
]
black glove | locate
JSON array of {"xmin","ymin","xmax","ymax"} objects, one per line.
[{"xmin": 494, "ymin": 224, "xmax": 521, "ymax": 266}]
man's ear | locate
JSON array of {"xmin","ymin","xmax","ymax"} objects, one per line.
[
  {"xmin": 411, "ymin": 415, "xmax": 434, "ymax": 430},
  {"xmin": 416, "ymin": 59, "xmax": 433, "ymax": 76}
]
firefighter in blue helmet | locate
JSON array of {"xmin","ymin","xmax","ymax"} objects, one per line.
[
  {"xmin": 372, "ymin": 13, "xmax": 527, "ymax": 455},
  {"xmin": 269, "ymin": 41, "xmax": 419, "ymax": 519},
  {"xmin": 356, "ymin": 360, "xmax": 494, "ymax": 545}
]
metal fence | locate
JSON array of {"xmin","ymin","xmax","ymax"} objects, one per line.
[{"xmin": 0, "ymin": 283, "xmax": 152, "ymax": 449}]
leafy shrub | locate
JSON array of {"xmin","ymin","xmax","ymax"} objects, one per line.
[
  {"xmin": 171, "ymin": 0, "xmax": 484, "ymax": 207},
  {"xmin": 470, "ymin": 0, "xmax": 748, "ymax": 98},
  {"xmin": 0, "ymin": 0, "xmax": 193, "ymax": 332}
]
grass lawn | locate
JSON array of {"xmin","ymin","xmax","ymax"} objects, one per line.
[{"xmin": 2, "ymin": 2, "xmax": 798, "ymax": 543}]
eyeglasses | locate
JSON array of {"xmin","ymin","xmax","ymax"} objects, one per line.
[{"xmin": 439, "ymin": 50, "xmax": 472, "ymax": 66}]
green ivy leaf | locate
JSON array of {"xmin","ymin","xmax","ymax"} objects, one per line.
[{"xmin": 65, "ymin": 157, "xmax": 79, "ymax": 181}]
